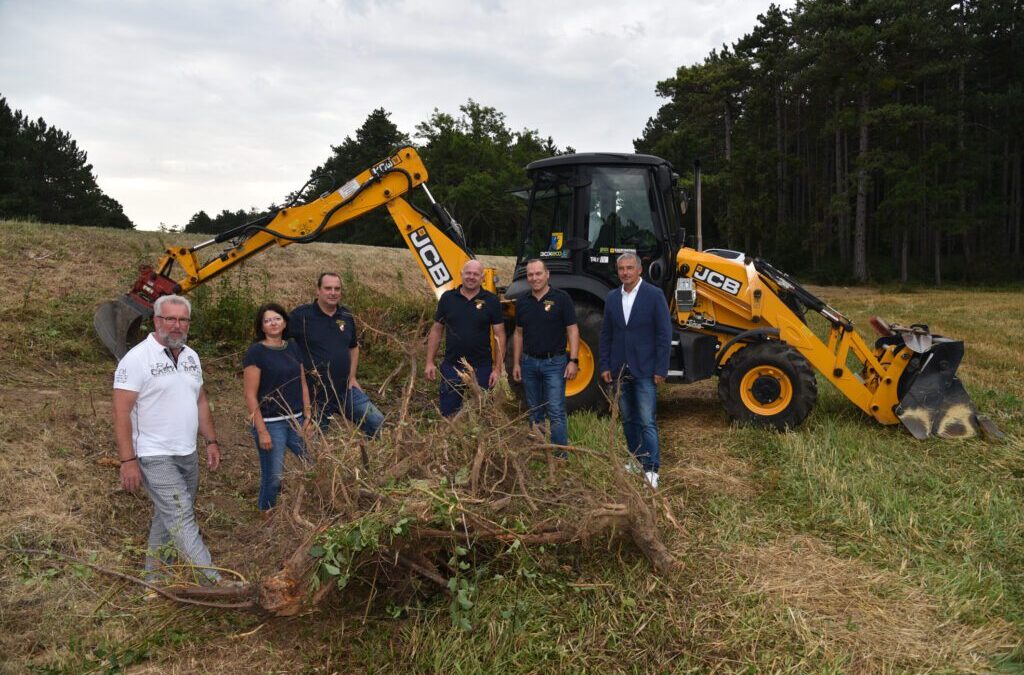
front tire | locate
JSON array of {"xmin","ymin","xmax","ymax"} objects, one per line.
[{"xmin": 718, "ymin": 341, "xmax": 817, "ymax": 430}]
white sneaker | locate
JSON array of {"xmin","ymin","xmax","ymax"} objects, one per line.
[{"xmin": 644, "ymin": 471, "xmax": 659, "ymax": 489}]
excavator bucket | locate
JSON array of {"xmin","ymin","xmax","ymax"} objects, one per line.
[
  {"xmin": 93, "ymin": 296, "xmax": 151, "ymax": 360},
  {"xmin": 893, "ymin": 336, "xmax": 989, "ymax": 440}
]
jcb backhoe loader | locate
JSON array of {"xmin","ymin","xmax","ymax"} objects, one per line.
[
  {"xmin": 505, "ymin": 152, "xmax": 997, "ymax": 439},
  {"xmin": 94, "ymin": 147, "xmax": 995, "ymax": 439}
]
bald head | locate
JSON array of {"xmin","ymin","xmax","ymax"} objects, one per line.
[{"xmin": 461, "ymin": 259, "xmax": 485, "ymax": 293}]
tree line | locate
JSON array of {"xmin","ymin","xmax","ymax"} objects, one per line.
[
  {"xmin": 5, "ymin": 0, "xmax": 1022, "ymax": 284},
  {"xmin": 637, "ymin": 0, "xmax": 1023, "ymax": 284},
  {"xmin": 0, "ymin": 96, "xmax": 133, "ymax": 229}
]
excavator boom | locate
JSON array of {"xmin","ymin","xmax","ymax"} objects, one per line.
[{"xmin": 94, "ymin": 147, "xmax": 484, "ymax": 358}]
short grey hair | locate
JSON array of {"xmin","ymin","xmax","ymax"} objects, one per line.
[
  {"xmin": 616, "ymin": 252, "xmax": 642, "ymax": 267},
  {"xmin": 154, "ymin": 294, "xmax": 191, "ymax": 317}
]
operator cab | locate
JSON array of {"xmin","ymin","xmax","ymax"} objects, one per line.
[{"xmin": 508, "ymin": 153, "xmax": 683, "ymax": 301}]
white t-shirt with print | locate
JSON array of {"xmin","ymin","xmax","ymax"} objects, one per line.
[{"xmin": 113, "ymin": 333, "xmax": 204, "ymax": 457}]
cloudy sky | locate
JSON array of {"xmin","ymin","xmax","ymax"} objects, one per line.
[{"xmin": 1, "ymin": 0, "xmax": 790, "ymax": 231}]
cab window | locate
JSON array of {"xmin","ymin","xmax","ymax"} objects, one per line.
[
  {"xmin": 522, "ymin": 171, "xmax": 573, "ymax": 261},
  {"xmin": 586, "ymin": 167, "xmax": 659, "ymax": 255}
]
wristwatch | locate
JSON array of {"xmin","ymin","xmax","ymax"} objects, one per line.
[{"xmin": 568, "ymin": 357, "xmax": 579, "ymax": 364}]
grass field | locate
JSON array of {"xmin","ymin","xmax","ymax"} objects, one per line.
[{"xmin": 0, "ymin": 220, "xmax": 1021, "ymax": 673}]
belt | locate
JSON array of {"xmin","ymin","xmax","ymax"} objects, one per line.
[{"xmin": 526, "ymin": 351, "xmax": 565, "ymax": 360}]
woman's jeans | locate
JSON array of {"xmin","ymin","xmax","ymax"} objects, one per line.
[{"xmin": 252, "ymin": 416, "xmax": 309, "ymax": 511}]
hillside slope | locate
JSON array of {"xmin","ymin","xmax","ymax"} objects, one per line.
[{"xmin": 1, "ymin": 220, "xmax": 1021, "ymax": 673}]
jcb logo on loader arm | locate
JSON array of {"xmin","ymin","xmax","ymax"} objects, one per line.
[
  {"xmin": 410, "ymin": 228, "xmax": 453, "ymax": 287},
  {"xmin": 693, "ymin": 265, "xmax": 742, "ymax": 295}
]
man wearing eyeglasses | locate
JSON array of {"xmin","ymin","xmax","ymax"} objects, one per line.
[{"xmin": 112, "ymin": 295, "xmax": 224, "ymax": 584}]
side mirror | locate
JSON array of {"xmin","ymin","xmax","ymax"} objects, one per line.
[
  {"xmin": 649, "ymin": 259, "xmax": 665, "ymax": 283},
  {"xmin": 678, "ymin": 188, "xmax": 689, "ymax": 215}
]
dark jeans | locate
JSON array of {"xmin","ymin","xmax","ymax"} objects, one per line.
[
  {"xmin": 439, "ymin": 360, "xmax": 493, "ymax": 417},
  {"xmin": 251, "ymin": 416, "xmax": 310, "ymax": 511},
  {"xmin": 319, "ymin": 386, "xmax": 384, "ymax": 438},
  {"xmin": 617, "ymin": 375, "xmax": 660, "ymax": 472},
  {"xmin": 522, "ymin": 353, "xmax": 569, "ymax": 447}
]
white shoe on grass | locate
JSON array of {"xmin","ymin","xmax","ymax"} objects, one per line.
[{"xmin": 644, "ymin": 471, "xmax": 659, "ymax": 489}]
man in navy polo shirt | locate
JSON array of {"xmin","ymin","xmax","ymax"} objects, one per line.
[
  {"xmin": 425, "ymin": 259, "xmax": 505, "ymax": 416},
  {"xmin": 289, "ymin": 272, "xmax": 384, "ymax": 437},
  {"xmin": 512, "ymin": 259, "xmax": 580, "ymax": 449}
]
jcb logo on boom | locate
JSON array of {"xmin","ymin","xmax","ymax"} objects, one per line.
[
  {"xmin": 693, "ymin": 265, "xmax": 742, "ymax": 295},
  {"xmin": 410, "ymin": 228, "xmax": 452, "ymax": 287},
  {"xmin": 370, "ymin": 154, "xmax": 401, "ymax": 178}
]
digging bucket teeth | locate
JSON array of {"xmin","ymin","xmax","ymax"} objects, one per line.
[
  {"xmin": 93, "ymin": 296, "xmax": 151, "ymax": 360},
  {"xmin": 893, "ymin": 335, "xmax": 999, "ymax": 440}
]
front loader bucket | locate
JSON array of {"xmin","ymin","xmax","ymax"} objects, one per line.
[
  {"xmin": 894, "ymin": 338, "xmax": 982, "ymax": 440},
  {"xmin": 93, "ymin": 296, "xmax": 150, "ymax": 360}
]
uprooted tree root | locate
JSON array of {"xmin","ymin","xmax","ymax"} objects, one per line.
[{"xmin": 102, "ymin": 347, "xmax": 677, "ymax": 616}]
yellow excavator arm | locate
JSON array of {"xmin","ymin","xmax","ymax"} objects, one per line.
[{"xmin": 94, "ymin": 147, "xmax": 491, "ymax": 358}]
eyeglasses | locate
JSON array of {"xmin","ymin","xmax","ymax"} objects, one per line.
[
  {"xmin": 262, "ymin": 317, "xmax": 284, "ymax": 324},
  {"xmin": 156, "ymin": 315, "xmax": 191, "ymax": 325}
]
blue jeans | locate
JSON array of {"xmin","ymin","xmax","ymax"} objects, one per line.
[
  {"xmin": 521, "ymin": 354, "xmax": 569, "ymax": 447},
  {"xmin": 439, "ymin": 360, "xmax": 493, "ymax": 417},
  {"xmin": 319, "ymin": 386, "xmax": 384, "ymax": 438},
  {"xmin": 251, "ymin": 417, "xmax": 310, "ymax": 511},
  {"xmin": 617, "ymin": 375, "xmax": 660, "ymax": 472}
]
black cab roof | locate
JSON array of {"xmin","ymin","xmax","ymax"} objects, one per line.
[{"xmin": 526, "ymin": 152, "xmax": 672, "ymax": 172}]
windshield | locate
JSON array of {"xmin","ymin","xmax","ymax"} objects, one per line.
[{"xmin": 586, "ymin": 166, "xmax": 659, "ymax": 255}]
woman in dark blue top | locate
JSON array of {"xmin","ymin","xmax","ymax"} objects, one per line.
[{"xmin": 243, "ymin": 303, "xmax": 312, "ymax": 516}]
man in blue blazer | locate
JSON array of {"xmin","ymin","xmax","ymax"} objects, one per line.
[{"xmin": 599, "ymin": 252, "xmax": 672, "ymax": 489}]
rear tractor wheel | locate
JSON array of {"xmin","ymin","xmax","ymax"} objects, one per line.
[{"xmin": 718, "ymin": 341, "xmax": 817, "ymax": 431}]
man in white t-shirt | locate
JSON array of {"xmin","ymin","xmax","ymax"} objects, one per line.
[{"xmin": 112, "ymin": 295, "xmax": 223, "ymax": 584}]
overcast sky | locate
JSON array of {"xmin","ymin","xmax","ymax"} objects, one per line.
[{"xmin": 1, "ymin": 0, "xmax": 791, "ymax": 231}]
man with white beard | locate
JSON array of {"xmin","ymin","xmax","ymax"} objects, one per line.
[{"xmin": 112, "ymin": 294, "xmax": 224, "ymax": 584}]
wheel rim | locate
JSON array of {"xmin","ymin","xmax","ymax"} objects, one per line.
[
  {"xmin": 565, "ymin": 339, "xmax": 595, "ymax": 398},
  {"xmin": 739, "ymin": 366, "xmax": 793, "ymax": 416}
]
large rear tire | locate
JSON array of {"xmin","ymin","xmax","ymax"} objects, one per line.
[
  {"xmin": 566, "ymin": 302, "xmax": 608, "ymax": 415},
  {"xmin": 718, "ymin": 341, "xmax": 817, "ymax": 430}
]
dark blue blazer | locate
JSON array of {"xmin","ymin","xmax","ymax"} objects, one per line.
[{"xmin": 598, "ymin": 280, "xmax": 672, "ymax": 379}]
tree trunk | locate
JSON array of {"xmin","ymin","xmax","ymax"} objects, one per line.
[
  {"xmin": 900, "ymin": 229, "xmax": 909, "ymax": 283},
  {"xmin": 934, "ymin": 232, "xmax": 942, "ymax": 286},
  {"xmin": 1014, "ymin": 139, "xmax": 1021, "ymax": 259},
  {"xmin": 835, "ymin": 93, "xmax": 849, "ymax": 264},
  {"xmin": 724, "ymin": 102, "xmax": 733, "ymax": 162},
  {"xmin": 776, "ymin": 86, "xmax": 786, "ymax": 246},
  {"xmin": 853, "ymin": 93, "xmax": 869, "ymax": 283}
]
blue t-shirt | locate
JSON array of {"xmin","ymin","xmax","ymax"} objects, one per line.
[{"xmin": 242, "ymin": 340, "xmax": 306, "ymax": 419}]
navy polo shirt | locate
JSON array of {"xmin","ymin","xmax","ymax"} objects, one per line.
[
  {"xmin": 434, "ymin": 287, "xmax": 502, "ymax": 367},
  {"xmin": 288, "ymin": 301, "xmax": 358, "ymax": 402},
  {"xmin": 515, "ymin": 287, "xmax": 577, "ymax": 355}
]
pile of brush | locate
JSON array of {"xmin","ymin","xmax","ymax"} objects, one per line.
[{"xmin": 174, "ymin": 359, "xmax": 677, "ymax": 616}]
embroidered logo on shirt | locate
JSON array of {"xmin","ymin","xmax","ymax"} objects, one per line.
[
  {"xmin": 336, "ymin": 319, "xmax": 346, "ymax": 332},
  {"xmin": 543, "ymin": 300, "xmax": 555, "ymax": 312},
  {"xmin": 474, "ymin": 299, "xmax": 485, "ymax": 310}
]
